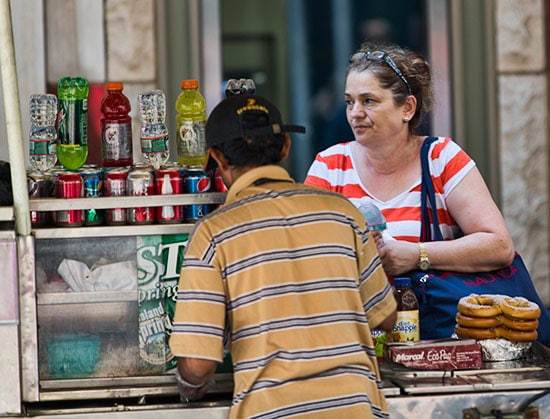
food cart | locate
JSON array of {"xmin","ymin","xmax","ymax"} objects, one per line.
[{"xmin": 1, "ymin": 1, "xmax": 549, "ymax": 418}]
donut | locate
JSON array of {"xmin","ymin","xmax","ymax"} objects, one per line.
[
  {"xmin": 457, "ymin": 294, "xmax": 503, "ymax": 318},
  {"xmin": 499, "ymin": 296, "xmax": 541, "ymax": 320},
  {"xmin": 497, "ymin": 315, "xmax": 539, "ymax": 331},
  {"xmin": 456, "ymin": 313, "xmax": 501, "ymax": 329},
  {"xmin": 454, "ymin": 325, "xmax": 497, "ymax": 340},
  {"xmin": 496, "ymin": 326, "xmax": 538, "ymax": 342}
]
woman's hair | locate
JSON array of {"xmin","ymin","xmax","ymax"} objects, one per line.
[{"xmin": 347, "ymin": 41, "xmax": 433, "ymax": 134}]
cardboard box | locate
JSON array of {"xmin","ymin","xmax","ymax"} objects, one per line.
[{"xmin": 385, "ymin": 339, "xmax": 482, "ymax": 370}]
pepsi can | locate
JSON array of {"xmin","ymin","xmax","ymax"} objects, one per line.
[{"xmin": 183, "ymin": 165, "xmax": 211, "ymax": 222}]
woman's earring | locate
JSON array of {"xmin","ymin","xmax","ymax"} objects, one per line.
[{"xmin": 403, "ymin": 118, "xmax": 409, "ymax": 123}]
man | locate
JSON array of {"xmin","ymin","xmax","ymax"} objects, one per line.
[{"xmin": 168, "ymin": 95, "xmax": 396, "ymax": 418}]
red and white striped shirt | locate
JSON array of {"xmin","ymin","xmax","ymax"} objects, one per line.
[{"xmin": 304, "ymin": 136, "xmax": 475, "ymax": 242}]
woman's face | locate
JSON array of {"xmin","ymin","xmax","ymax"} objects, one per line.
[{"xmin": 345, "ymin": 70, "xmax": 405, "ymax": 144}]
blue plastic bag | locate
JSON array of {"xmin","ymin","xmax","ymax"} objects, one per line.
[{"xmin": 410, "ymin": 137, "xmax": 550, "ymax": 346}]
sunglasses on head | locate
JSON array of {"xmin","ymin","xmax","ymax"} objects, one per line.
[{"xmin": 350, "ymin": 50, "xmax": 412, "ymax": 95}]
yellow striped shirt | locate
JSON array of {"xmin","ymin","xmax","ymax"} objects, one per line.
[{"xmin": 170, "ymin": 165, "xmax": 396, "ymax": 418}]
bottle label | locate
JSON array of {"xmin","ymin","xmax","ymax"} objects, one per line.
[
  {"xmin": 103, "ymin": 122, "xmax": 132, "ymax": 160},
  {"xmin": 371, "ymin": 329, "xmax": 388, "ymax": 359},
  {"xmin": 58, "ymin": 99, "xmax": 88, "ymax": 146},
  {"xmin": 30, "ymin": 139, "xmax": 57, "ymax": 156},
  {"xmin": 391, "ymin": 310, "xmax": 420, "ymax": 342},
  {"xmin": 141, "ymin": 134, "xmax": 169, "ymax": 154},
  {"xmin": 177, "ymin": 120, "xmax": 206, "ymax": 157}
]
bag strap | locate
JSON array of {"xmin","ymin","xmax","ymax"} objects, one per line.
[{"xmin": 420, "ymin": 137, "xmax": 444, "ymax": 242}]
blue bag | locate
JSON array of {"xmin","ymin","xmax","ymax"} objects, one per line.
[{"xmin": 410, "ymin": 137, "xmax": 550, "ymax": 346}]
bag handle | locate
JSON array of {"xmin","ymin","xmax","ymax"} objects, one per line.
[{"xmin": 420, "ymin": 137, "xmax": 444, "ymax": 242}]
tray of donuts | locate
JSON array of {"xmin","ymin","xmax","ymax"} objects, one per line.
[{"xmin": 454, "ymin": 293, "xmax": 541, "ymax": 361}]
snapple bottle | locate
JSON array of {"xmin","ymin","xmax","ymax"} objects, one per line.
[{"xmin": 391, "ymin": 277, "xmax": 420, "ymax": 342}]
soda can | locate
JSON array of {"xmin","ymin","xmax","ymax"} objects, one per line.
[
  {"xmin": 48, "ymin": 166, "xmax": 66, "ymax": 196},
  {"xmin": 155, "ymin": 163, "xmax": 183, "ymax": 223},
  {"xmin": 131, "ymin": 162, "xmax": 155, "ymax": 172},
  {"xmin": 53, "ymin": 171, "xmax": 84, "ymax": 227},
  {"xmin": 27, "ymin": 170, "xmax": 51, "ymax": 227},
  {"xmin": 183, "ymin": 165, "xmax": 211, "ymax": 222},
  {"xmin": 127, "ymin": 168, "xmax": 155, "ymax": 224},
  {"xmin": 79, "ymin": 165, "xmax": 104, "ymax": 225},
  {"xmin": 213, "ymin": 167, "xmax": 227, "ymax": 192},
  {"xmin": 103, "ymin": 167, "xmax": 129, "ymax": 225}
]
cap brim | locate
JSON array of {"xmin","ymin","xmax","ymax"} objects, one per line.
[{"xmin": 204, "ymin": 148, "xmax": 218, "ymax": 173}]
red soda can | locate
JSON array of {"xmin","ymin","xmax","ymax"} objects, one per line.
[
  {"xmin": 155, "ymin": 163, "xmax": 183, "ymax": 223},
  {"xmin": 183, "ymin": 165, "xmax": 211, "ymax": 222},
  {"xmin": 53, "ymin": 171, "xmax": 84, "ymax": 227},
  {"xmin": 214, "ymin": 167, "xmax": 227, "ymax": 192},
  {"xmin": 127, "ymin": 168, "xmax": 155, "ymax": 224},
  {"xmin": 103, "ymin": 167, "xmax": 129, "ymax": 225}
]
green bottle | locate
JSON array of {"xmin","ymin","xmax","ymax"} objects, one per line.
[
  {"xmin": 57, "ymin": 76, "xmax": 89, "ymax": 170},
  {"xmin": 175, "ymin": 79, "xmax": 207, "ymax": 167}
]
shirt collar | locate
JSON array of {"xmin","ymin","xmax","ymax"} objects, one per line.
[{"xmin": 225, "ymin": 165, "xmax": 295, "ymax": 204}]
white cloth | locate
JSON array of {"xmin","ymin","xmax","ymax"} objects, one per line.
[{"xmin": 57, "ymin": 258, "xmax": 137, "ymax": 292}]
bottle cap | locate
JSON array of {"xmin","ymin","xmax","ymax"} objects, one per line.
[
  {"xmin": 394, "ymin": 277, "xmax": 411, "ymax": 287},
  {"xmin": 181, "ymin": 79, "xmax": 199, "ymax": 89},
  {"xmin": 106, "ymin": 81, "xmax": 123, "ymax": 90}
]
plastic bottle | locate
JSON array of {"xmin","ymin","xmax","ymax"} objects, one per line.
[
  {"xmin": 358, "ymin": 199, "xmax": 390, "ymax": 246},
  {"xmin": 175, "ymin": 79, "xmax": 207, "ymax": 167},
  {"xmin": 29, "ymin": 93, "xmax": 58, "ymax": 172},
  {"xmin": 100, "ymin": 81, "xmax": 133, "ymax": 167},
  {"xmin": 391, "ymin": 277, "xmax": 420, "ymax": 342},
  {"xmin": 57, "ymin": 76, "xmax": 89, "ymax": 170},
  {"xmin": 138, "ymin": 90, "xmax": 170, "ymax": 169},
  {"xmin": 358, "ymin": 199, "xmax": 387, "ymax": 232}
]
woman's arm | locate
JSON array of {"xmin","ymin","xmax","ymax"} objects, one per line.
[{"xmin": 377, "ymin": 167, "xmax": 515, "ymax": 275}]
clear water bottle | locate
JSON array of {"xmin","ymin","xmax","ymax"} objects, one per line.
[
  {"xmin": 225, "ymin": 78, "xmax": 256, "ymax": 97},
  {"xmin": 138, "ymin": 90, "xmax": 170, "ymax": 170},
  {"xmin": 358, "ymin": 199, "xmax": 387, "ymax": 231},
  {"xmin": 29, "ymin": 94, "xmax": 58, "ymax": 172}
]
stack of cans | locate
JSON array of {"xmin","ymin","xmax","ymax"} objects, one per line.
[{"xmin": 27, "ymin": 163, "xmax": 224, "ymax": 227}]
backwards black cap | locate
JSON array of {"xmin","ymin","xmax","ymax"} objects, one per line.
[{"xmin": 204, "ymin": 95, "xmax": 305, "ymax": 172}]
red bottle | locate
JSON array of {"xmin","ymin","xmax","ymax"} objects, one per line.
[{"xmin": 100, "ymin": 81, "xmax": 133, "ymax": 167}]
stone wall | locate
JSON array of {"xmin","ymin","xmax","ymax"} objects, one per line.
[{"xmin": 496, "ymin": 0, "xmax": 549, "ymax": 305}]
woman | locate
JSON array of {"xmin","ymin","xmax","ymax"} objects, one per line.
[{"xmin": 304, "ymin": 42, "xmax": 515, "ymax": 277}]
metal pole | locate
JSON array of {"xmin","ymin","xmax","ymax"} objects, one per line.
[{"xmin": 0, "ymin": 0, "xmax": 31, "ymax": 236}]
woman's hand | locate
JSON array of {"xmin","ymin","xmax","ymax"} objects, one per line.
[{"xmin": 374, "ymin": 234, "xmax": 419, "ymax": 276}]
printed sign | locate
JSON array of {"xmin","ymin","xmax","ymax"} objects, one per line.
[{"xmin": 137, "ymin": 234, "xmax": 188, "ymax": 373}]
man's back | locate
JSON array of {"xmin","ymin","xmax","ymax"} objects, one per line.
[{"xmin": 171, "ymin": 165, "xmax": 395, "ymax": 418}]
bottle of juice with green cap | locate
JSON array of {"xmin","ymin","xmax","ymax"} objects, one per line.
[{"xmin": 57, "ymin": 76, "xmax": 89, "ymax": 171}]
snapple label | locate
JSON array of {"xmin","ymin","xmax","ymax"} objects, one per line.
[{"xmin": 391, "ymin": 309, "xmax": 420, "ymax": 342}]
